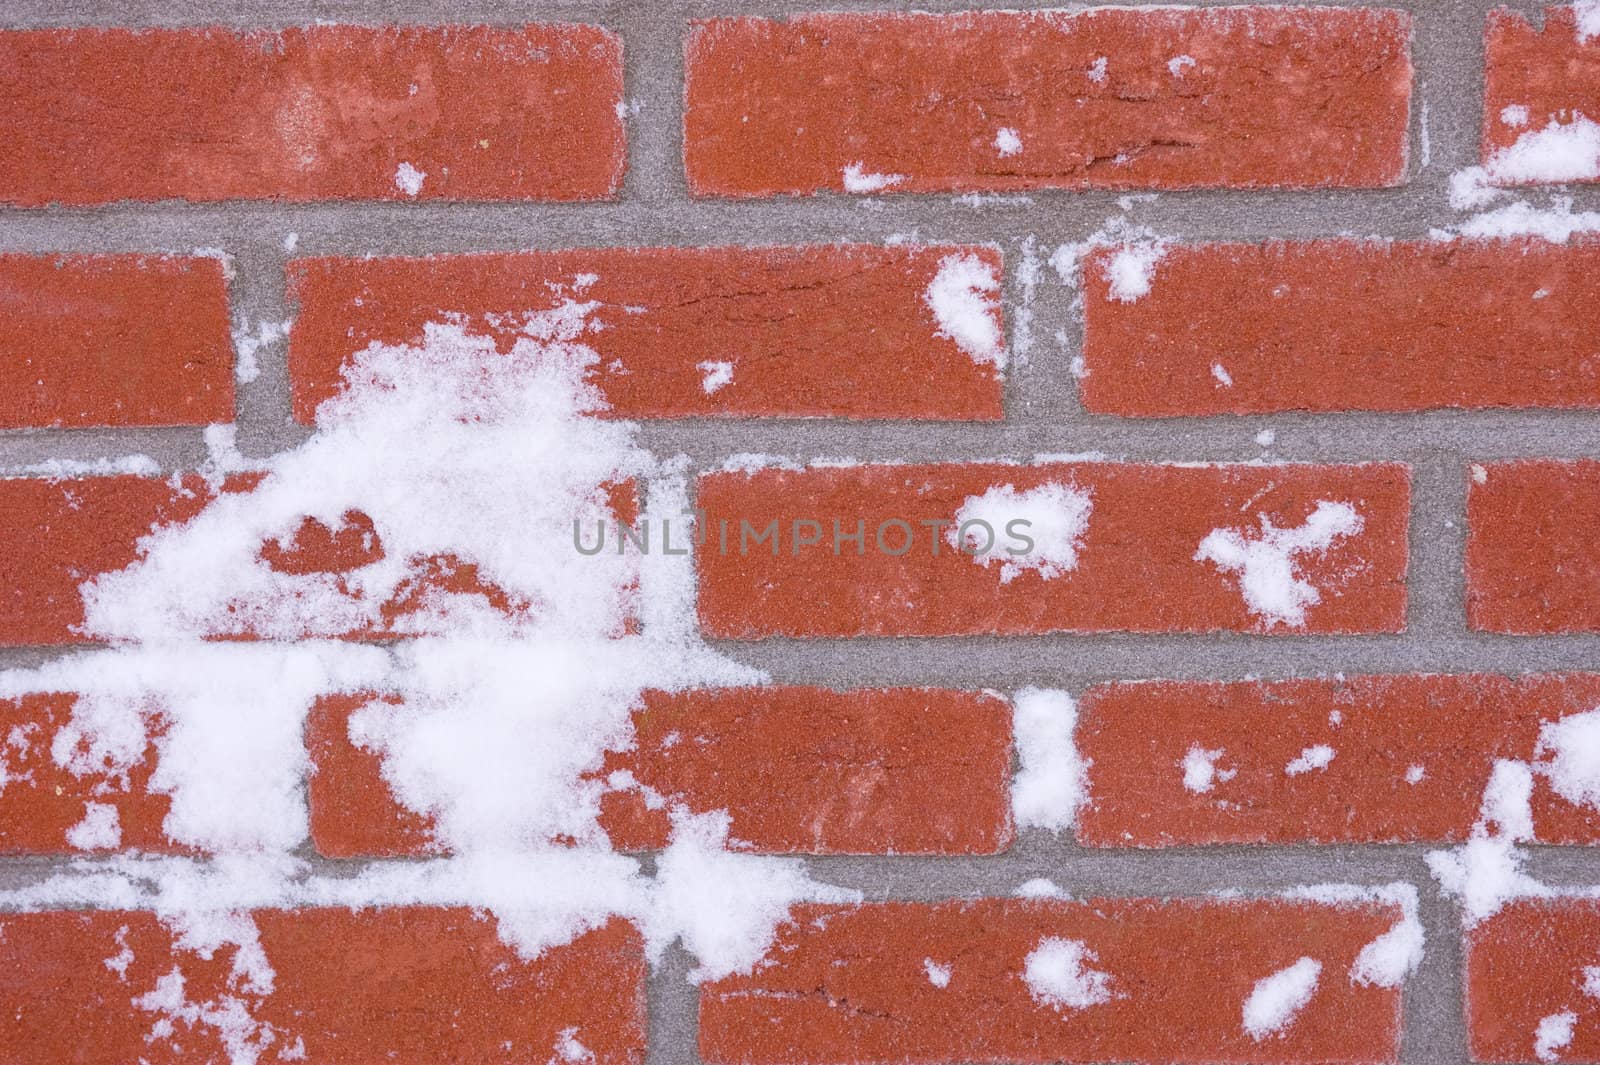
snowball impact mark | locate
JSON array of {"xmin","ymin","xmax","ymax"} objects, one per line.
[
  {"xmin": 393, "ymin": 162, "xmax": 426, "ymax": 197},
  {"xmin": 949, "ymin": 481, "xmax": 1093, "ymax": 583},
  {"xmin": 1242, "ymin": 957, "xmax": 1321, "ymax": 1040},
  {"xmin": 1537, "ymin": 1012, "xmax": 1578, "ymax": 1063},
  {"xmin": 697, "ymin": 360, "xmax": 734, "ymax": 394},
  {"xmin": 1451, "ymin": 115, "xmax": 1600, "ymax": 209},
  {"xmin": 1181, "ymin": 745, "xmax": 1233, "ymax": 794},
  {"xmin": 1285, "ymin": 745, "xmax": 1335, "ymax": 777},
  {"xmin": 1195, "ymin": 500, "xmax": 1364, "ymax": 629},
  {"xmin": 923, "ymin": 253, "xmax": 1006, "ymax": 371},
  {"xmin": 0, "ymin": 300, "xmax": 861, "ymax": 986},
  {"xmin": 1011, "ymin": 689, "xmax": 1087, "ymax": 833},
  {"xmin": 923, "ymin": 958, "xmax": 952, "ymax": 988},
  {"xmin": 842, "ymin": 163, "xmax": 905, "ymax": 193},
  {"xmin": 1101, "ymin": 242, "xmax": 1167, "ymax": 302},
  {"xmin": 1022, "ymin": 937, "xmax": 1115, "ymax": 1010},
  {"xmin": 994, "ymin": 128, "xmax": 1023, "ymax": 156}
]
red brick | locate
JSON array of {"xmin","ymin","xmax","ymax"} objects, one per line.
[
  {"xmin": 695, "ymin": 463, "xmax": 1409, "ymax": 637},
  {"xmin": 286, "ymin": 246, "xmax": 1004, "ymax": 423},
  {"xmin": 1078, "ymin": 673, "xmax": 1600, "ymax": 847},
  {"xmin": 1079, "ymin": 240, "xmax": 1600, "ymax": 415},
  {"xmin": 0, "ymin": 909, "xmax": 644, "ymax": 1065},
  {"xmin": 308, "ymin": 687, "xmax": 1013, "ymax": 857},
  {"xmin": 1484, "ymin": 6, "xmax": 1600, "ymax": 177},
  {"xmin": 0, "ymin": 25, "xmax": 623, "ymax": 205},
  {"xmin": 1467, "ymin": 460, "xmax": 1600, "ymax": 633},
  {"xmin": 1466, "ymin": 898, "xmax": 1600, "ymax": 1063},
  {"xmin": 684, "ymin": 8, "xmax": 1412, "ymax": 197},
  {"xmin": 0, "ymin": 255, "xmax": 233, "ymax": 427},
  {"xmin": 0, "ymin": 693, "xmax": 174, "ymax": 854},
  {"xmin": 701, "ymin": 898, "xmax": 1403, "ymax": 1065}
]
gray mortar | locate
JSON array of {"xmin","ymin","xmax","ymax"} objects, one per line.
[{"xmin": 2, "ymin": 1, "xmax": 1599, "ymax": 1062}]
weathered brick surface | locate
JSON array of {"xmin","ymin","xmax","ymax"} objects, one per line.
[
  {"xmin": 309, "ymin": 687, "xmax": 1013, "ymax": 857},
  {"xmin": 1466, "ymin": 899, "xmax": 1600, "ymax": 1063},
  {"xmin": 1484, "ymin": 6, "xmax": 1600, "ymax": 174},
  {"xmin": 684, "ymin": 8, "xmax": 1412, "ymax": 196},
  {"xmin": 0, "ymin": 24, "xmax": 624, "ymax": 205},
  {"xmin": 0, "ymin": 255, "xmax": 234, "ymax": 427},
  {"xmin": 701, "ymin": 898, "xmax": 1403, "ymax": 1065},
  {"xmin": 696, "ymin": 463, "xmax": 1409, "ymax": 637},
  {"xmin": 1079, "ymin": 240, "xmax": 1600, "ymax": 415},
  {"xmin": 287, "ymin": 246, "xmax": 1006, "ymax": 422},
  {"xmin": 1467, "ymin": 460, "xmax": 1600, "ymax": 633},
  {"xmin": 1078, "ymin": 673, "xmax": 1600, "ymax": 847},
  {"xmin": 0, "ymin": 910, "xmax": 646, "ymax": 1065}
]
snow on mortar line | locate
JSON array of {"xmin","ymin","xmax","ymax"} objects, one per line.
[
  {"xmin": 1195, "ymin": 500, "xmax": 1364, "ymax": 629},
  {"xmin": 1011, "ymin": 689, "xmax": 1086, "ymax": 833},
  {"xmin": 0, "ymin": 296, "xmax": 869, "ymax": 1019},
  {"xmin": 1014, "ymin": 878, "xmax": 1070, "ymax": 899},
  {"xmin": 924, "ymin": 252, "xmax": 1006, "ymax": 371},
  {"xmin": 1023, "ymin": 937, "xmax": 1116, "ymax": 1010},
  {"xmin": 232, "ymin": 318, "xmax": 293, "ymax": 387},
  {"xmin": 842, "ymin": 163, "xmax": 905, "ymax": 193},
  {"xmin": 1242, "ymin": 957, "xmax": 1321, "ymax": 1041},
  {"xmin": 949, "ymin": 481, "xmax": 1093, "ymax": 584},
  {"xmin": 5, "ymin": 454, "xmax": 161, "ymax": 479},
  {"xmin": 1283, "ymin": 883, "xmax": 1423, "ymax": 989}
]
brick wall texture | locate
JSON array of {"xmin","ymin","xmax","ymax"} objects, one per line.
[{"xmin": 2, "ymin": 2, "xmax": 1600, "ymax": 1064}]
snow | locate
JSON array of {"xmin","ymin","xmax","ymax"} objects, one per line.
[
  {"xmin": 232, "ymin": 318, "xmax": 292, "ymax": 386},
  {"xmin": 555, "ymin": 1028, "xmax": 593, "ymax": 1063},
  {"xmin": 1015, "ymin": 878, "xmax": 1069, "ymax": 899},
  {"xmin": 1242, "ymin": 957, "xmax": 1321, "ymax": 1040},
  {"xmin": 393, "ymin": 162, "xmax": 426, "ymax": 197},
  {"xmin": 1427, "ymin": 759, "xmax": 1549, "ymax": 924},
  {"xmin": 842, "ymin": 163, "xmax": 905, "ymax": 193},
  {"xmin": 1023, "ymin": 938, "xmax": 1115, "ymax": 1010},
  {"xmin": 1287, "ymin": 883, "xmax": 1423, "ymax": 989},
  {"xmin": 11, "ymin": 455, "xmax": 161, "ymax": 479},
  {"xmin": 1537, "ymin": 708, "xmax": 1600, "ymax": 809},
  {"xmin": 697, "ymin": 360, "xmax": 734, "ymax": 394},
  {"xmin": 1168, "ymin": 55, "xmax": 1195, "ymax": 76},
  {"xmin": 949, "ymin": 482, "xmax": 1093, "ymax": 583},
  {"xmin": 1195, "ymin": 501, "xmax": 1363, "ymax": 628},
  {"xmin": 994, "ymin": 128, "xmax": 1023, "ymax": 157},
  {"xmin": 1537, "ymin": 1012, "xmax": 1578, "ymax": 1063},
  {"xmin": 0, "ymin": 299, "xmax": 856, "ymax": 987},
  {"xmin": 1182, "ymin": 746, "xmax": 1233, "ymax": 793},
  {"xmin": 67, "ymin": 802, "xmax": 122, "ymax": 850},
  {"xmin": 1255, "ymin": 429, "xmax": 1276, "ymax": 448},
  {"xmin": 924, "ymin": 253, "xmax": 1006, "ymax": 370},
  {"xmin": 924, "ymin": 958, "xmax": 952, "ymax": 987},
  {"xmin": 1502, "ymin": 104, "xmax": 1531, "ymax": 129},
  {"xmin": 1011, "ymin": 689, "xmax": 1086, "ymax": 832},
  {"xmin": 1285, "ymin": 745, "xmax": 1335, "ymax": 777},
  {"xmin": 1455, "ymin": 197, "xmax": 1600, "ymax": 242},
  {"xmin": 1100, "ymin": 242, "xmax": 1166, "ymax": 302},
  {"xmin": 1579, "ymin": 0, "xmax": 1600, "ymax": 41},
  {"xmin": 1088, "ymin": 56, "xmax": 1108, "ymax": 83},
  {"xmin": 1211, "ymin": 363, "xmax": 1233, "ymax": 387},
  {"xmin": 1406, "ymin": 764, "xmax": 1426, "ymax": 784},
  {"xmin": 1451, "ymin": 116, "xmax": 1600, "ymax": 210}
]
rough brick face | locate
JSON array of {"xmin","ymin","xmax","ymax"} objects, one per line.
[
  {"xmin": 309, "ymin": 687, "xmax": 1013, "ymax": 857},
  {"xmin": 700, "ymin": 898, "xmax": 1403, "ymax": 1065},
  {"xmin": 1466, "ymin": 899, "xmax": 1600, "ymax": 1063},
  {"xmin": 684, "ymin": 8, "xmax": 1412, "ymax": 197},
  {"xmin": 1484, "ymin": 6, "xmax": 1600, "ymax": 172},
  {"xmin": 1078, "ymin": 673, "xmax": 1600, "ymax": 847},
  {"xmin": 0, "ymin": 24, "xmax": 624, "ymax": 205},
  {"xmin": 1467, "ymin": 460, "xmax": 1600, "ymax": 633},
  {"xmin": 0, "ymin": 910, "xmax": 645, "ymax": 1065},
  {"xmin": 696, "ymin": 463, "xmax": 1409, "ymax": 637},
  {"xmin": 286, "ymin": 246, "xmax": 1005, "ymax": 422},
  {"xmin": 1079, "ymin": 240, "xmax": 1600, "ymax": 415},
  {"xmin": 0, "ymin": 255, "xmax": 234, "ymax": 428}
]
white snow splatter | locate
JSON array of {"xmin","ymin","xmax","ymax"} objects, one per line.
[
  {"xmin": 1023, "ymin": 937, "xmax": 1115, "ymax": 1009},
  {"xmin": 1242, "ymin": 957, "xmax": 1321, "ymax": 1040},
  {"xmin": 995, "ymin": 128, "xmax": 1023, "ymax": 157},
  {"xmin": 924, "ymin": 958, "xmax": 952, "ymax": 987},
  {"xmin": 1011, "ymin": 689, "xmax": 1086, "ymax": 833},
  {"xmin": 949, "ymin": 482, "xmax": 1093, "ymax": 583},
  {"xmin": 1182, "ymin": 746, "xmax": 1233, "ymax": 794},
  {"xmin": 393, "ymin": 162, "xmax": 426, "ymax": 197},
  {"xmin": 1536, "ymin": 1012, "xmax": 1577, "ymax": 1063},
  {"xmin": 1285, "ymin": 745, "xmax": 1335, "ymax": 777},
  {"xmin": 842, "ymin": 163, "xmax": 905, "ymax": 193},
  {"xmin": 697, "ymin": 360, "xmax": 734, "ymax": 395},
  {"xmin": 1195, "ymin": 501, "xmax": 1364, "ymax": 628},
  {"xmin": 924, "ymin": 253, "xmax": 1006, "ymax": 370}
]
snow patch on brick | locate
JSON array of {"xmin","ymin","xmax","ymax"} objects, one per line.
[
  {"xmin": 1452, "ymin": 116, "xmax": 1600, "ymax": 209},
  {"xmin": 1285, "ymin": 744, "xmax": 1335, "ymax": 777},
  {"xmin": 1023, "ymin": 937, "xmax": 1115, "ymax": 1010},
  {"xmin": 66, "ymin": 802, "xmax": 122, "ymax": 850},
  {"xmin": 924, "ymin": 253, "xmax": 1006, "ymax": 370},
  {"xmin": 1287, "ymin": 883, "xmax": 1423, "ymax": 989},
  {"xmin": 697, "ymin": 360, "xmax": 734, "ymax": 394},
  {"xmin": 923, "ymin": 958, "xmax": 952, "ymax": 987},
  {"xmin": 1100, "ymin": 242, "xmax": 1167, "ymax": 302},
  {"xmin": 950, "ymin": 482, "xmax": 1092, "ymax": 583},
  {"xmin": 393, "ymin": 162, "xmax": 426, "ymax": 197},
  {"xmin": 842, "ymin": 163, "xmax": 905, "ymax": 193},
  {"xmin": 1242, "ymin": 957, "xmax": 1320, "ymax": 1040},
  {"xmin": 1536, "ymin": 1011, "xmax": 1577, "ymax": 1062},
  {"xmin": 1182, "ymin": 746, "xmax": 1233, "ymax": 794},
  {"xmin": 1195, "ymin": 501, "xmax": 1364, "ymax": 628},
  {"xmin": 994, "ymin": 128, "xmax": 1022, "ymax": 156}
]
